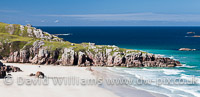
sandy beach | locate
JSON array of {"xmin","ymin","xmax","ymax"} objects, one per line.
[
  {"xmin": 0, "ymin": 61, "xmax": 167, "ymax": 97},
  {"xmin": 0, "ymin": 61, "xmax": 118, "ymax": 97}
]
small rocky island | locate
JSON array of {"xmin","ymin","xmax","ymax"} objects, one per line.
[
  {"xmin": 187, "ymin": 32, "xmax": 195, "ymax": 34},
  {"xmin": 0, "ymin": 22, "xmax": 181, "ymax": 68},
  {"xmin": 185, "ymin": 31, "xmax": 200, "ymax": 37},
  {"xmin": 179, "ymin": 48, "xmax": 196, "ymax": 51}
]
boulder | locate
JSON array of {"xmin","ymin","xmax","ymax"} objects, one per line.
[
  {"xmin": 0, "ymin": 55, "xmax": 3, "ymax": 59},
  {"xmin": 0, "ymin": 61, "xmax": 3, "ymax": 66},
  {"xmin": 29, "ymin": 73, "xmax": 35, "ymax": 76},
  {"xmin": 35, "ymin": 71, "xmax": 45, "ymax": 78},
  {"xmin": 1, "ymin": 65, "xmax": 22, "ymax": 73},
  {"xmin": 11, "ymin": 66, "xmax": 22, "ymax": 72},
  {"xmin": 0, "ymin": 71, "xmax": 6, "ymax": 78}
]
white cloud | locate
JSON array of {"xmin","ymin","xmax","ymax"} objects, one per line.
[
  {"xmin": 39, "ymin": 13, "xmax": 200, "ymax": 22},
  {"xmin": 54, "ymin": 20, "xmax": 59, "ymax": 23}
]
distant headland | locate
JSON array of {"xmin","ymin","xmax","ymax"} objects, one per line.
[{"xmin": 0, "ymin": 22, "xmax": 181, "ymax": 68}]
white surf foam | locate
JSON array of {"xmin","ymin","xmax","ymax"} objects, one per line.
[
  {"xmin": 180, "ymin": 74, "xmax": 200, "ymax": 84},
  {"xmin": 162, "ymin": 69, "xmax": 185, "ymax": 75},
  {"xmin": 142, "ymin": 68, "xmax": 162, "ymax": 72},
  {"xmin": 177, "ymin": 64, "xmax": 197, "ymax": 68},
  {"xmin": 161, "ymin": 85, "xmax": 200, "ymax": 97}
]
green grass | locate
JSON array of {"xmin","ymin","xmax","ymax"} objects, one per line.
[
  {"xmin": 0, "ymin": 32, "xmax": 36, "ymax": 56},
  {"xmin": 0, "ymin": 22, "xmax": 9, "ymax": 33},
  {"xmin": 0, "ymin": 33, "xmax": 34, "ymax": 42},
  {"xmin": 44, "ymin": 41, "xmax": 71, "ymax": 51},
  {"xmin": 44, "ymin": 41, "xmax": 90, "ymax": 53}
]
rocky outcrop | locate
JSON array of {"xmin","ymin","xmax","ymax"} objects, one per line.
[
  {"xmin": 5, "ymin": 44, "xmax": 181, "ymax": 67},
  {"xmin": 78, "ymin": 52, "xmax": 86, "ymax": 66},
  {"xmin": 6, "ymin": 24, "xmax": 15, "ymax": 34},
  {"xmin": 37, "ymin": 48, "xmax": 49, "ymax": 64},
  {"xmin": 61, "ymin": 48, "xmax": 76, "ymax": 66},
  {"xmin": 20, "ymin": 50, "xmax": 30, "ymax": 63},
  {"xmin": 4, "ymin": 24, "xmax": 63, "ymax": 42},
  {"xmin": 7, "ymin": 51, "xmax": 20, "ymax": 63},
  {"xmin": 0, "ymin": 61, "xmax": 22, "ymax": 78},
  {"xmin": 46, "ymin": 49, "xmax": 60, "ymax": 64}
]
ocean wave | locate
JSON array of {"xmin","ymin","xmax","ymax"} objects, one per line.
[
  {"xmin": 177, "ymin": 64, "xmax": 197, "ymax": 68},
  {"xmin": 142, "ymin": 68, "xmax": 162, "ymax": 72},
  {"xmin": 161, "ymin": 85, "xmax": 200, "ymax": 97},
  {"xmin": 125, "ymin": 68, "xmax": 185, "ymax": 77},
  {"xmin": 180, "ymin": 74, "xmax": 200, "ymax": 84},
  {"xmin": 162, "ymin": 69, "xmax": 185, "ymax": 75},
  {"xmin": 129, "ymin": 85, "xmax": 171, "ymax": 97},
  {"xmin": 142, "ymin": 68, "xmax": 184, "ymax": 75},
  {"xmin": 155, "ymin": 54, "xmax": 165, "ymax": 57},
  {"xmin": 124, "ymin": 69, "xmax": 200, "ymax": 97},
  {"xmin": 124, "ymin": 71, "xmax": 142, "ymax": 79},
  {"xmin": 169, "ymin": 56, "xmax": 174, "ymax": 59},
  {"xmin": 168, "ymin": 56, "xmax": 179, "ymax": 61},
  {"xmin": 124, "ymin": 69, "xmax": 162, "ymax": 81}
]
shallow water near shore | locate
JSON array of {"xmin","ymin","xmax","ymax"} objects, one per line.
[{"xmin": 37, "ymin": 26, "xmax": 200, "ymax": 97}]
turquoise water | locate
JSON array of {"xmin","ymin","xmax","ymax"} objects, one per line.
[
  {"xmin": 37, "ymin": 26, "xmax": 200, "ymax": 97},
  {"xmin": 113, "ymin": 46, "xmax": 200, "ymax": 97}
]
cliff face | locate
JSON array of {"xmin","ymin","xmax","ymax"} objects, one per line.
[{"xmin": 0, "ymin": 22, "xmax": 181, "ymax": 67}]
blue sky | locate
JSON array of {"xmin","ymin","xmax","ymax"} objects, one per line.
[{"xmin": 1, "ymin": 0, "xmax": 200, "ymax": 26}]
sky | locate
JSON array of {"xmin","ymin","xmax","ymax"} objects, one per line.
[{"xmin": 1, "ymin": 0, "xmax": 200, "ymax": 26}]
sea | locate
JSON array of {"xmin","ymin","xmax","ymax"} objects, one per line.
[{"xmin": 37, "ymin": 26, "xmax": 200, "ymax": 97}]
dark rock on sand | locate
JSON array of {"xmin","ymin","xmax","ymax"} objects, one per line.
[
  {"xmin": 0, "ymin": 60, "xmax": 22, "ymax": 74},
  {"xmin": 0, "ymin": 61, "xmax": 3, "ymax": 66},
  {"xmin": 29, "ymin": 73, "xmax": 35, "ymax": 76},
  {"xmin": 35, "ymin": 71, "xmax": 45, "ymax": 78},
  {"xmin": 0, "ymin": 55, "xmax": 3, "ymax": 59},
  {"xmin": 0, "ymin": 70, "xmax": 6, "ymax": 78}
]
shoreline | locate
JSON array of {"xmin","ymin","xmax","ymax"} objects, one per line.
[
  {"xmin": 91, "ymin": 67, "xmax": 168, "ymax": 97},
  {"xmin": 0, "ymin": 61, "xmax": 167, "ymax": 97}
]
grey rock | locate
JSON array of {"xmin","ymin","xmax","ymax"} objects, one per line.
[
  {"xmin": 6, "ymin": 24, "xmax": 15, "ymax": 34},
  {"xmin": 20, "ymin": 50, "xmax": 30, "ymax": 63},
  {"xmin": 61, "ymin": 48, "xmax": 75, "ymax": 66}
]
